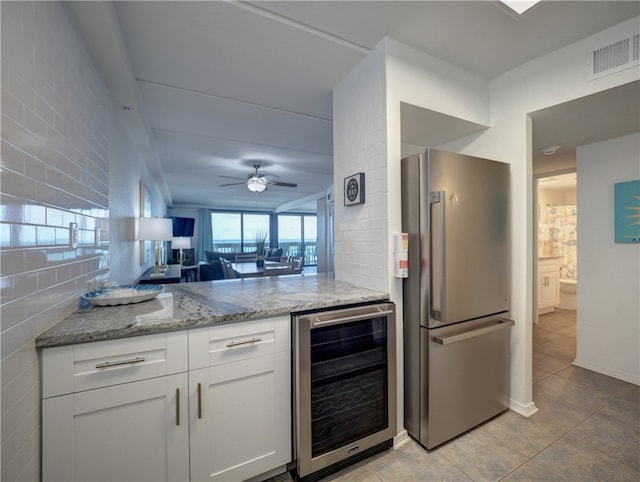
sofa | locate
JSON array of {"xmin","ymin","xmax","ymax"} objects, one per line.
[
  {"xmin": 264, "ymin": 247, "xmax": 284, "ymax": 262},
  {"xmin": 199, "ymin": 251, "xmax": 236, "ymax": 281}
]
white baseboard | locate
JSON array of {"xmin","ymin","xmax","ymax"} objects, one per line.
[
  {"xmin": 509, "ymin": 398, "xmax": 539, "ymax": 418},
  {"xmin": 393, "ymin": 430, "xmax": 410, "ymax": 448},
  {"xmin": 572, "ymin": 358, "xmax": 640, "ymax": 386}
]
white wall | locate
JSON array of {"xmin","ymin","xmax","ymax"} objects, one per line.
[
  {"xmin": 333, "ymin": 15, "xmax": 640, "ymax": 431},
  {"xmin": 333, "ymin": 43, "xmax": 388, "ymax": 292},
  {"xmin": 0, "ymin": 3, "xmax": 166, "ymax": 480},
  {"xmin": 575, "ymin": 133, "xmax": 640, "ymax": 383},
  {"xmin": 108, "ymin": 104, "xmax": 166, "ymax": 285}
]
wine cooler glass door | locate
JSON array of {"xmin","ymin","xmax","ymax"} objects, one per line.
[{"xmin": 294, "ymin": 303, "xmax": 396, "ymax": 478}]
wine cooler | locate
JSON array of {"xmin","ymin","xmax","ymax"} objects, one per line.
[{"xmin": 292, "ymin": 302, "xmax": 396, "ymax": 480}]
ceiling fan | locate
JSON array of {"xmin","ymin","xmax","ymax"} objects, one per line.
[{"xmin": 219, "ymin": 163, "xmax": 298, "ymax": 193}]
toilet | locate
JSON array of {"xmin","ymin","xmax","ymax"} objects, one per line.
[{"xmin": 558, "ymin": 279, "xmax": 577, "ymax": 310}]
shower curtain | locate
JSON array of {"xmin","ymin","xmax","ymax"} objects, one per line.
[{"xmin": 546, "ymin": 204, "xmax": 577, "ymax": 280}]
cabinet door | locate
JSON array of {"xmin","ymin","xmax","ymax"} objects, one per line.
[
  {"xmin": 43, "ymin": 374, "xmax": 189, "ymax": 482},
  {"xmin": 538, "ymin": 260, "xmax": 560, "ymax": 312},
  {"xmin": 189, "ymin": 352, "xmax": 291, "ymax": 482}
]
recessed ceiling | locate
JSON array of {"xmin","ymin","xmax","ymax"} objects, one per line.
[{"xmin": 68, "ymin": 1, "xmax": 640, "ymax": 212}]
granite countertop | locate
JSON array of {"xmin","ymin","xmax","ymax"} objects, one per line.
[{"xmin": 35, "ymin": 275, "xmax": 389, "ymax": 348}]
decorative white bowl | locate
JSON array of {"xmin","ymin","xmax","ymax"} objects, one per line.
[{"xmin": 82, "ymin": 285, "xmax": 164, "ymax": 306}]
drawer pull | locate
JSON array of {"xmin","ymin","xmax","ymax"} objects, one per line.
[
  {"xmin": 197, "ymin": 382, "xmax": 202, "ymax": 419},
  {"xmin": 95, "ymin": 357, "xmax": 145, "ymax": 369},
  {"xmin": 226, "ymin": 337, "xmax": 262, "ymax": 348},
  {"xmin": 176, "ymin": 388, "xmax": 180, "ymax": 426}
]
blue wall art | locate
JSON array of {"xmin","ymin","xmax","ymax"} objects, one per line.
[{"xmin": 614, "ymin": 180, "xmax": 640, "ymax": 243}]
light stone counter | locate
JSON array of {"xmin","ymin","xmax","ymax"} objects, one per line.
[{"xmin": 35, "ymin": 275, "xmax": 389, "ymax": 348}]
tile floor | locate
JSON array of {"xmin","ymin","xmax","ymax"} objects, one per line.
[{"xmin": 281, "ymin": 309, "xmax": 640, "ymax": 481}]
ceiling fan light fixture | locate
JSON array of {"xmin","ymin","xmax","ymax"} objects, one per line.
[{"xmin": 247, "ymin": 178, "xmax": 267, "ymax": 192}]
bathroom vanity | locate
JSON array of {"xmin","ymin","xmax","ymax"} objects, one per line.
[{"xmin": 537, "ymin": 256, "xmax": 561, "ymax": 315}]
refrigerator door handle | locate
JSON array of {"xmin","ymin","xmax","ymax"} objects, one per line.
[
  {"xmin": 432, "ymin": 319, "xmax": 514, "ymax": 345},
  {"xmin": 430, "ymin": 191, "xmax": 445, "ymax": 321}
]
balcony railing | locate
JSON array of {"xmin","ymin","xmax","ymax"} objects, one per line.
[{"xmin": 211, "ymin": 241, "xmax": 317, "ymax": 266}]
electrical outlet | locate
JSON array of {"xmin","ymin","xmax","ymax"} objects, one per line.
[{"xmin": 69, "ymin": 222, "xmax": 78, "ymax": 248}]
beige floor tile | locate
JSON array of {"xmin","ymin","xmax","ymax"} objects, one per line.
[
  {"xmin": 566, "ymin": 413, "xmax": 640, "ymax": 470},
  {"xmin": 482, "ymin": 410, "xmax": 563, "ymax": 458},
  {"xmin": 437, "ymin": 429, "xmax": 529, "ymax": 481},
  {"xmin": 620, "ymin": 384, "xmax": 640, "ymax": 405},
  {"xmin": 555, "ymin": 365, "xmax": 634, "ymax": 397},
  {"xmin": 532, "ymin": 328, "xmax": 561, "ymax": 346},
  {"xmin": 532, "ymin": 384, "xmax": 593, "ymax": 432},
  {"xmin": 368, "ymin": 439, "xmax": 471, "ymax": 481},
  {"xmin": 536, "ymin": 374, "xmax": 616, "ymax": 413},
  {"xmin": 324, "ymin": 462, "xmax": 382, "ymax": 482},
  {"xmin": 533, "ymin": 436, "xmax": 640, "ymax": 481},
  {"xmin": 535, "ymin": 336, "xmax": 576, "ymax": 361},
  {"xmin": 500, "ymin": 459, "xmax": 564, "ymax": 482},
  {"xmin": 532, "ymin": 366, "xmax": 553, "ymax": 383},
  {"xmin": 532, "ymin": 351, "xmax": 571, "ymax": 374},
  {"xmin": 598, "ymin": 397, "xmax": 640, "ymax": 432}
]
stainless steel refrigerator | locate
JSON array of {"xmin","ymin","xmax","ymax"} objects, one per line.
[{"xmin": 401, "ymin": 149, "xmax": 513, "ymax": 450}]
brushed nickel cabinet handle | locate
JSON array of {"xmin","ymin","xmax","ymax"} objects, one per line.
[
  {"xmin": 176, "ymin": 388, "xmax": 180, "ymax": 426},
  {"xmin": 197, "ymin": 382, "xmax": 202, "ymax": 419},
  {"xmin": 226, "ymin": 337, "xmax": 262, "ymax": 348},
  {"xmin": 95, "ymin": 357, "xmax": 145, "ymax": 369}
]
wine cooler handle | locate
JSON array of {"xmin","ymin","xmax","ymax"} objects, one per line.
[{"xmin": 306, "ymin": 309, "xmax": 395, "ymax": 328}]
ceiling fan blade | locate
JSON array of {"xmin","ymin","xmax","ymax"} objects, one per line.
[
  {"xmin": 219, "ymin": 182, "xmax": 246, "ymax": 187},
  {"xmin": 219, "ymin": 175, "xmax": 248, "ymax": 181},
  {"xmin": 268, "ymin": 180, "xmax": 297, "ymax": 188}
]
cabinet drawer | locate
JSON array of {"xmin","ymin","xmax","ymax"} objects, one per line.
[
  {"xmin": 42, "ymin": 331, "xmax": 188, "ymax": 398},
  {"xmin": 189, "ymin": 316, "xmax": 290, "ymax": 370}
]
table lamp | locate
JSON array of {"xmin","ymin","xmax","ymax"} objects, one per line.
[
  {"xmin": 138, "ymin": 217, "xmax": 173, "ymax": 277},
  {"xmin": 172, "ymin": 237, "xmax": 191, "ymax": 265}
]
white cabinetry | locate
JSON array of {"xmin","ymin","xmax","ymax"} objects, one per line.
[
  {"xmin": 41, "ymin": 318, "xmax": 291, "ymax": 482},
  {"xmin": 42, "ymin": 332, "xmax": 189, "ymax": 482},
  {"xmin": 538, "ymin": 257, "xmax": 560, "ymax": 315},
  {"xmin": 188, "ymin": 317, "xmax": 291, "ymax": 482}
]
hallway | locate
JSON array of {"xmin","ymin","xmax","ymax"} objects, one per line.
[{"xmin": 286, "ymin": 310, "xmax": 640, "ymax": 481}]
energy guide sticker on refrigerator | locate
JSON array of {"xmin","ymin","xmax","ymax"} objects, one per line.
[{"xmin": 401, "ymin": 149, "xmax": 513, "ymax": 450}]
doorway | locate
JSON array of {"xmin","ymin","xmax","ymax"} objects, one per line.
[{"xmin": 534, "ymin": 171, "xmax": 577, "ymax": 323}]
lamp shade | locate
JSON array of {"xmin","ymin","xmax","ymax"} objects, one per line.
[
  {"xmin": 172, "ymin": 237, "xmax": 191, "ymax": 249},
  {"xmin": 138, "ymin": 218, "xmax": 173, "ymax": 241}
]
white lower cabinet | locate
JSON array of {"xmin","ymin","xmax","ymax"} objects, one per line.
[
  {"xmin": 188, "ymin": 316, "xmax": 292, "ymax": 482},
  {"xmin": 189, "ymin": 352, "xmax": 291, "ymax": 481},
  {"xmin": 43, "ymin": 374, "xmax": 190, "ymax": 482},
  {"xmin": 41, "ymin": 317, "xmax": 291, "ymax": 482}
]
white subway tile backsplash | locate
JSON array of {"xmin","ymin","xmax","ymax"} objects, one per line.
[
  {"xmin": 35, "ymin": 226, "xmax": 55, "ymax": 246},
  {"xmin": 1, "ymin": 224, "xmax": 10, "ymax": 248},
  {"xmin": 13, "ymin": 225, "xmax": 37, "ymax": 248},
  {"xmin": 2, "ymin": 89, "xmax": 25, "ymax": 126},
  {"xmin": 2, "ymin": 2, "xmax": 110, "ymax": 479},
  {"xmin": 7, "ymin": 70, "xmax": 35, "ymax": 112}
]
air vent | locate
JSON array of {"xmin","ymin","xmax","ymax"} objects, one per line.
[{"xmin": 588, "ymin": 33, "xmax": 640, "ymax": 81}]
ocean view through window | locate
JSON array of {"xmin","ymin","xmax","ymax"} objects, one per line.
[{"xmin": 210, "ymin": 211, "xmax": 318, "ymax": 265}]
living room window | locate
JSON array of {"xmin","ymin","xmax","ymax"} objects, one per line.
[
  {"xmin": 277, "ymin": 214, "xmax": 317, "ymax": 266},
  {"xmin": 211, "ymin": 212, "xmax": 270, "ymax": 253},
  {"xmin": 210, "ymin": 211, "xmax": 316, "ymax": 265}
]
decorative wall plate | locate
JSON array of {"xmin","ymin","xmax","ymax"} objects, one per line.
[{"xmin": 344, "ymin": 172, "xmax": 365, "ymax": 206}]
